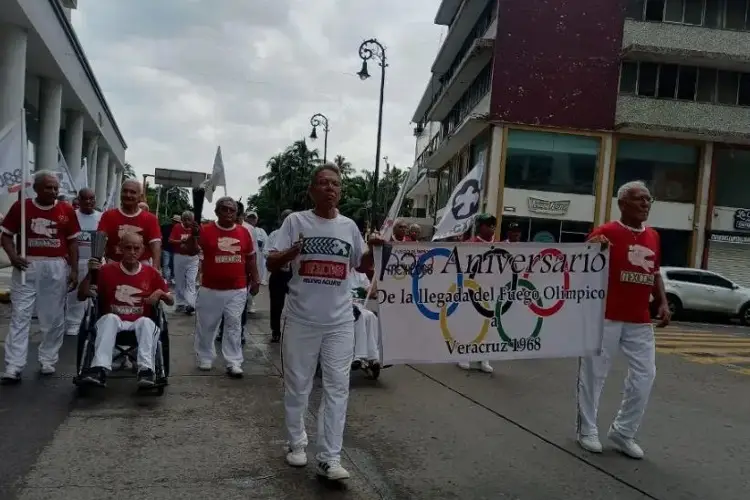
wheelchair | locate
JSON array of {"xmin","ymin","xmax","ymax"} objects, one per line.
[{"xmin": 73, "ymin": 297, "xmax": 170, "ymax": 396}]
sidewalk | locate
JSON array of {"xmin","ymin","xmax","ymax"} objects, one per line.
[{"xmin": 2, "ymin": 291, "xmax": 381, "ymax": 500}]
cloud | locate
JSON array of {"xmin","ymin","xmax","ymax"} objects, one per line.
[{"xmin": 71, "ymin": 0, "xmax": 444, "ymax": 217}]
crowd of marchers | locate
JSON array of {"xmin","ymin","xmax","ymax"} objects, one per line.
[{"xmin": 0, "ymin": 164, "xmax": 670, "ymax": 483}]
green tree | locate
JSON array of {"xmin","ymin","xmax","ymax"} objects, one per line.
[
  {"xmin": 146, "ymin": 185, "xmax": 192, "ymax": 223},
  {"xmin": 123, "ymin": 162, "xmax": 136, "ymax": 179},
  {"xmin": 248, "ymin": 140, "xmax": 412, "ymax": 232}
]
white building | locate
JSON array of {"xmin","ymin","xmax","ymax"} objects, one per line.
[{"xmin": 0, "ymin": 0, "xmax": 126, "ymax": 213}]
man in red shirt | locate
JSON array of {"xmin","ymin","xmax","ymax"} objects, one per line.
[
  {"xmin": 185, "ymin": 197, "xmax": 259, "ymax": 378},
  {"xmin": 576, "ymin": 180, "xmax": 670, "ymax": 460},
  {"xmin": 0, "ymin": 171, "xmax": 81, "ymax": 381},
  {"xmin": 76, "ymin": 232, "xmax": 173, "ymax": 388},
  {"xmin": 97, "ymin": 179, "xmax": 161, "ymax": 270},
  {"xmin": 169, "ymin": 210, "xmax": 200, "ymax": 315}
]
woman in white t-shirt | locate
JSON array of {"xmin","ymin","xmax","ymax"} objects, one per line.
[{"xmin": 267, "ymin": 164, "xmax": 382, "ymax": 482}]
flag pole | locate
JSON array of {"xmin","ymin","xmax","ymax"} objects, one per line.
[{"xmin": 20, "ymin": 111, "xmax": 27, "ymax": 285}]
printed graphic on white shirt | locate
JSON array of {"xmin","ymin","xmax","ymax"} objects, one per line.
[
  {"xmin": 112, "ymin": 284, "xmax": 143, "ymax": 316},
  {"xmin": 76, "ymin": 210, "xmax": 102, "ymax": 260},
  {"xmin": 299, "ymin": 236, "xmax": 352, "ymax": 286},
  {"xmin": 29, "ymin": 217, "xmax": 60, "ymax": 248}
]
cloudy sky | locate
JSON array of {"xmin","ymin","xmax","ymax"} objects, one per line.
[{"xmin": 71, "ymin": 0, "xmax": 444, "ymax": 203}]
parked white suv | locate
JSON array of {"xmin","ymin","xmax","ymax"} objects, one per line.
[{"xmin": 658, "ymin": 267, "xmax": 750, "ymax": 325}]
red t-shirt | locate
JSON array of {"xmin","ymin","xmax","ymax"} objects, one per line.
[
  {"xmin": 169, "ymin": 223, "xmax": 197, "ymax": 255},
  {"xmin": 0, "ymin": 199, "xmax": 81, "ymax": 258},
  {"xmin": 468, "ymin": 235, "xmax": 493, "ymax": 243},
  {"xmin": 97, "ymin": 208, "xmax": 161, "ymax": 262},
  {"xmin": 98, "ymin": 261, "xmax": 168, "ymax": 322},
  {"xmin": 199, "ymin": 222, "xmax": 254, "ymax": 290},
  {"xmin": 589, "ymin": 221, "xmax": 661, "ymax": 324}
]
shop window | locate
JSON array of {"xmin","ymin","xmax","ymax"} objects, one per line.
[
  {"xmin": 613, "ymin": 139, "xmax": 699, "ymax": 203},
  {"xmin": 504, "ymin": 130, "xmax": 600, "ymax": 195},
  {"xmin": 713, "ymin": 148, "xmax": 750, "ymax": 208}
]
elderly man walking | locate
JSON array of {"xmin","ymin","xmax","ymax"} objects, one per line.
[
  {"xmin": 170, "ymin": 211, "xmax": 200, "ymax": 314},
  {"xmin": 65, "ymin": 187, "xmax": 102, "ymax": 336},
  {"xmin": 1, "ymin": 171, "xmax": 81, "ymax": 381}
]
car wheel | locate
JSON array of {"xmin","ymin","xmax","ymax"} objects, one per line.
[
  {"xmin": 739, "ymin": 303, "xmax": 750, "ymax": 326},
  {"xmin": 666, "ymin": 294, "xmax": 682, "ymax": 319}
]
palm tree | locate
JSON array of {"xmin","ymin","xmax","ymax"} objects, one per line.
[
  {"xmin": 333, "ymin": 155, "xmax": 355, "ymax": 178},
  {"xmin": 122, "ymin": 162, "xmax": 136, "ymax": 179}
]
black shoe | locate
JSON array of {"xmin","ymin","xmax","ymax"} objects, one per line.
[
  {"xmin": 81, "ymin": 367, "xmax": 106, "ymax": 387},
  {"xmin": 184, "ymin": 306, "xmax": 195, "ymax": 315},
  {"xmin": 215, "ymin": 335, "xmax": 223, "ymax": 343},
  {"xmin": 351, "ymin": 359, "xmax": 363, "ymax": 370},
  {"xmin": 271, "ymin": 332, "xmax": 280, "ymax": 343},
  {"xmin": 241, "ymin": 335, "xmax": 246, "ymax": 346},
  {"xmin": 137, "ymin": 369, "xmax": 156, "ymax": 388}
]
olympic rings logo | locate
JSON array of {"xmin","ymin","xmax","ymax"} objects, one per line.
[
  {"xmin": 385, "ymin": 250, "xmax": 435, "ymax": 281},
  {"xmin": 411, "ymin": 246, "xmax": 571, "ymax": 343}
]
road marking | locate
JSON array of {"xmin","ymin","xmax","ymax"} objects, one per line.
[{"xmin": 656, "ymin": 329, "xmax": 750, "ymax": 375}]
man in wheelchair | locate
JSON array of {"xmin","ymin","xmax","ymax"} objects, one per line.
[
  {"xmin": 76, "ymin": 232, "xmax": 174, "ymax": 388},
  {"xmin": 350, "ymin": 270, "xmax": 381, "ymax": 376}
]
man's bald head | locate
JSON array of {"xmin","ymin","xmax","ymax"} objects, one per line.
[
  {"xmin": 78, "ymin": 187, "xmax": 94, "ymax": 198},
  {"xmin": 77, "ymin": 187, "xmax": 96, "ymax": 213},
  {"xmin": 119, "ymin": 231, "xmax": 144, "ymax": 246},
  {"xmin": 120, "ymin": 179, "xmax": 143, "ymax": 212},
  {"xmin": 122, "ymin": 179, "xmax": 142, "ymax": 194},
  {"xmin": 118, "ymin": 231, "xmax": 145, "ymax": 264}
]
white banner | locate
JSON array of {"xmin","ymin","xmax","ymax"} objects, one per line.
[
  {"xmin": 432, "ymin": 155, "xmax": 484, "ymax": 241},
  {"xmin": 374, "ymin": 242, "xmax": 608, "ymax": 364},
  {"xmin": 55, "ymin": 148, "xmax": 78, "ymax": 198},
  {"xmin": 380, "ymin": 163, "xmax": 419, "ymax": 241}
]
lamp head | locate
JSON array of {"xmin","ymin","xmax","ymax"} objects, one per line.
[
  {"xmin": 310, "ymin": 126, "xmax": 318, "ymax": 140},
  {"xmin": 357, "ymin": 60, "xmax": 370, "ymax": 80}
]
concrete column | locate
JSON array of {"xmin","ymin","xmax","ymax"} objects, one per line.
[
  {"xmin": 0, "ymin": 24, "xmax": 28, "ymax": 217},
  {"xmin": 95, "ymin": 150, "xmax": 109, "ymax": 204},
  {"xmin": 483, "ymin": 125, "xmax": 506, "ymax": 225},
  {"xmin": 63, "ymin": 111, "xmax": 84, "ymax": 180},
  {"xmin": 86, "ymin": 135, "xmax": 98, "ymax": 191},
  {"xmin": 37, "ymin": 78, "xmax": 63, "ymax": 172},
  {"xmin": 106, "ymin": 159, "xmax": 116, "ymax": 200},
  {"xmin": 692, "ymin": 142, "xmax": 714, "ymax": 268},
  {"xmin": 114, "ymin": 168, "xmax": 124, "ymax": 209}
]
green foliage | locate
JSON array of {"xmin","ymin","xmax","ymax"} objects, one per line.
[
  {"xmin": 247, "ymin": 140, "xmax": 412, "ymax": 232},
  {"xmin": 146, "ymin": 185, "xmax": 192, "ymax": 224}
]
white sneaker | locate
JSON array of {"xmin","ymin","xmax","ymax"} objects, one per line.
[
  {"xmin": 458, "ymin": 362, "xmax": 471, "ymax": 370},
  {"xmin": 316, "ymin": 460, "xmax": 350, "ymax": 480},
  {"xmin": 607, "ymin": 427, "xmax": 644, "ymax": 459},
  {"xmin": 198, "ymin": 361, "xmax": 212, "ymax": 371},
  {"xmin": 40, "ymin": 364, "xmax": 55, "ymax": 375},
  {"xmin": 479, "ymin": 361, "xmax": 493, "ymax": 373},
  {"xmin": 285, "ymin": 446, "xmax": 308, "ymax": 467},
  {"xmin": 226, "ymin": 365, "xmax": 243, "ymax": 378},
  {"xmin": 249, "ymin": 306, "xmax": 257, "ymax": 314},
  {"xmin": 65, "ymin": 329, "xmax": 78, "ymax": 337},
  {"xmin": 1, "ymin": 369, "xmax": 21, "ymax": 382},
  {"xmin": 577, "ymin": 434, "xmax": 603, "ymax": 453}
]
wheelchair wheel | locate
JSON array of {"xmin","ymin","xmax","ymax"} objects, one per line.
[{"xmin": 160, "ymin": 329, "xmax": 171, "ymax": 378}]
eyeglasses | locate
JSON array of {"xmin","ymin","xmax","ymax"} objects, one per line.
[
  {"xmin": 628, "ymin": 195, "xmax": 654, "ymax": 204},
  {"xmin": 314, "ymin": 179, "xmax": 341, "ymax": 188},
  {"xmin": 217, "ymin": 205, "xmax": 237, "ymax": 213}
]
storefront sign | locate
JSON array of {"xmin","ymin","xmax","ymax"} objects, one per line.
[
  {"xmin": 710, "ymin": 233, "xmax": 750, "ymax": 245},
  {"xmin": 527, "ymin": 197, "xmax": 571, "ymax": 216},
  {"xmin": 733, "ymin": 209, "xmax": 750, "ymax": 231}
]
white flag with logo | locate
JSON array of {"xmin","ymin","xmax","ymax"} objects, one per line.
[
  {"xmin": 432, "ymin": 156, "xmax": 485, "ymax": 241},
  {"xmin": 200, "ymin": 145, "xmax": 226, "ymax": 203},
  {"xmin": 0, "ymin": 113, "xmax": 30, "ymax": 196},
  {"xmin": 380, "ymin": 164, "xmax": 420, "ymax": 241}
]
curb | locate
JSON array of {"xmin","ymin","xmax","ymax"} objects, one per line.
[{"xmin": 0, "ymin": 289, "xmax": 9, "ymax": 304}]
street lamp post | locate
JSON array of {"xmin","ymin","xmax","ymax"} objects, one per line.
[
  {"xmin": 309, "ymin": 113, "xmax": 330, "ymax": 163},
  {"xmin": 357, "ymin": 38, "xmax": 387, "ymax": 228}
]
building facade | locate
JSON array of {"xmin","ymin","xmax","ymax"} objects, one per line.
[
  {"xmin": 406, "ymin": 0, "xmax": 750, "ymax": 286},
  {"xmin": 0, "ymin": 0, "xmax": 126, "ymax": 216}
]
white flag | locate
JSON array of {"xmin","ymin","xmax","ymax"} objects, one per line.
[
  {"xmin": 379, "ymin": 164, "xmax": 420, "ymax": 241},
  {"xmin": 432, "ymin": 155, "xmax": 485, "ymax": 241},
  {"xmin": 0, "ymin": 114, "xmax": 30, "ymax": 196},
  {"xmin": 74, "ymin": 158, "xmax": 90, "ymax": 190},
  {"xmin": 55, "ymin": 148, "xmax": 78, "ymax": 199},
  {"xmin": 200, "ymin": 145, "xmax": 226, "ymax": 203},
  {"xmin": 102, "ymin": 177, "xmax": 117, "ymax": 210}
]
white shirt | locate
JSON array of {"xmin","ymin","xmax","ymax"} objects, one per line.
[
  {"xmin": 75, "ymin": 209, "xmax": 102, "ymax": 261},
  {"xmin": 270, "ymin": 210, "xmax": 366, "ymax": 327}
]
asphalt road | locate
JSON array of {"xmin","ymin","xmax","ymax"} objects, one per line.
[{"xmin": 0, "ymin": 291, "xmax": 748, "ymax": 499}]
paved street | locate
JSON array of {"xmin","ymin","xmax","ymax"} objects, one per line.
[{"xmin": 0, "ymin": 291, "xmax": 749, "ymax": 500}]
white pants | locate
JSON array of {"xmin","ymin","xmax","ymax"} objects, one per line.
[
  {"xmin": 576, "ymin": 320, "xmax": 656, "ymax": 439},
  {"xmin": 282, "ymin": 318, "xmax": 354, "ymax": 462},
  {"xmin": 194, "ymin": 287, "xmax": 247, "ymax": 368},
  {"xmin": 354, "ymin": 307, "xmax": 380, "ymax": 361},
  {"xmin": 65, "ymin": 260, "xmax": 89, "ymax": 335},
  {"xmin": 257, "ymin": 252, "xmax": 267, "ymax": 284},
  {"xmin": 92, "ymin": 314, "xmax": 159, "ymax": 371},
  {"xmin": 5, "ymin": 258, "xmax": 69, "ymax": 371},
  {"xmin": 173, "ymin": 253, "xmax": 199, "ymax": 308}
]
